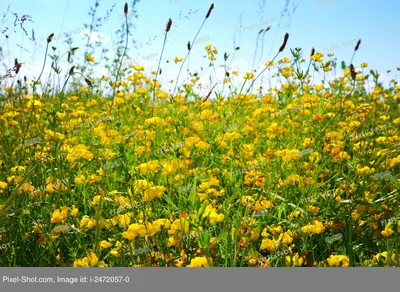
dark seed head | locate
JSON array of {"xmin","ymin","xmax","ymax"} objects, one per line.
[
  {"xmin": 124, "ymin": 3, "xmax": 128, "ymax": 15},
  {"xmin": 47, "ymin": 33, "xmax": 54, "ymax": 43},
  {"xmin": 206, "ymin": 3, "xmax": 214, "ymax": 19},
  {"xmin": 166, "ymin": 18, "xmax": 172, "ymax": 32},
  {"xmin": 279, "ymin": 33, "xmax": 289, "ymax": 52},
  {"xmin": 187, "ymin": 41, "xmax": 191, "ymax": 51},
  {"xmin": 310, "ymin": 47, "xmax": 315, "ymax": 57},
  {"xmin": 85, "ymin": 78, "xmax": 92, "ymax": 86},
  {"xmin": 354, "ymin": 39, "xmax": 361, "ymax": 51},
  {"xmin": 349, "ymin": 64, "xmax": 357, "ymax": 80}
]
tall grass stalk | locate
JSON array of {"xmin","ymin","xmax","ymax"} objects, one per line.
[
  {"xmin": 172, "ymin": 3, "xmax": 215, "ymax": 98},
  {"xmin": 112, "ymin": 3, "xmax": 129, "ymax": 107}
]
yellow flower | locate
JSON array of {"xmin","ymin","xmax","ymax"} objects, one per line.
[
  {"xmin": 278, "ymin": 57, "xmax": 291, "ymax": 64},
  {"xmin": 168, "ymin": 218, "xmax": 190, "ymax": 235},
  {"xmin": 381, "ymin": 223, "xmax": 394, "ymax": 237},
  {"xmin": 122, "ymin": 223, "xmax": 147, "ymax": 240},
  {"xmin": 50, "ymin": 207, "xmax": 69, "ymax": 224},
  {"xmin": 205, "ymin": 44, "xmax": 212, "ymax": 51},
  {"xmin": 117, "ymin": 214, "xmax": 131, "ymax": 228},
  {"xmin": 260, "ymin": 238, "xmax": 275, "ymax": 252},
  {"xmin": 27, "ymin": 99, "xmax": 42, "ymax": 108},
  {"xmin": 293, "ymin": 253, "xmax": 304, "ymax": 266},
  {"xmin": 282, "ymin": 231, "xmax": 293, "ymax": 244},
  {"xmin": 195, "ymin": 141, "xmax": 211, "ymax": 150},
  {"xmin": 138, "ymin": 160, "xmax": 160, "ymax": 175},
  {"xmin": 311, "ymin": 52, "xmax": 324, "ymax": 62},
  {"xmin": 161, "ymin": 160, "xmax": 179, "ymax": 176},
  {"xmin": 265, "ymin": 60, "xmax": 274, "ymax": 67},
  {"xmin": 70, "ymin": 205, "xmax": 79, "ymax": 217},
  {"xmin": 174, "ymin": 56, "xmax": 183, "ymax": 64},
  {"xmin": 243, "ymin": 72, "xmax": 254, "ymax": 79},
  {"xmin": 85, "ymin": 54, "xmax": 95, "ymax": 62},
  {"xmin": 87, "ymin": 252, "xmax": 98, "ymax": 266},
  {"xmin": 110, "ymin": 249, "xmax": 120, "ymax": 257},
  {"xmin": 73, "ymin": 257, "xmax": 90, "ymax": 267},
  {"xmin": 133, "ymin": 65, "xmax": 145, "ymax": 71},
  {"xmin": 187, "ymin": 256, "xmax": 212, "ymax": 267},
  {"xmin": 301, "ymin": 220, "xmax": 325, "ymax": 234},
  {"xmin": 66, "ymin": 144, "xmax": 94, "ymax": 163},
  {"xmin": 100, "ymin": 240, "xmax": 113, "ymax": 249},
  {"xmin": 208, "ymin": 210, "xmax": 224, "ymax": 224},
  {"xmin": 74, "ymin": 175, "xmax": 86, "ymax": 185},
  {"xmin": 286, "ymin": 253, "xmax": 304, "ymax": 266},
  {"xmin": 327, "ymin": 255, "xmax": 349, "ymax": 267},
  {"xmin": 144, "ymin": 117, "xmax": 165, "ymax": 126},
  {"xmin": 156, "ymin": 91, "xmax": 169, "ymax": 99},
  {"xmin": 90, "ymin": 195, "xmax": 102, "ymax": 206},
  {"xmin": 80, "ymin": 216, "xmax": 96, "ymax": 230}
]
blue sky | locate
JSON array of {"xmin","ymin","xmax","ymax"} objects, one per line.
[{"xmin": 1, "ymin": 0, "xmax": 399, "ymax": 93}]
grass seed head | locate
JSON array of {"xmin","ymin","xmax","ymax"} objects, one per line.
[
  {"xmin": 124, "ymin": 2, "xmax": 128, "ymax": 16},
  {"xmin": 206, "ymin": 3, "xmax": 215, "ymax": 19},
  {"xmin": 279, "ymin": 33, "xmax": 289, "ymax": 52},
  {"xmin": 166, "ymin": 18, "xmax": 172, "ymax": 32},
  {"xmin": 349, "ymin": 64, "xmax": 357, "ymax": 80},
  {"xmin": 85, "ymin": 78, "xmax": 92, "ymax": 86},
  {"xmin": 355, "ymin": 39, "xmax": 361, "ymax": 51},
  {"xmin": 47, "ymin": 33, "xmax": 54, "ymax": 43}
]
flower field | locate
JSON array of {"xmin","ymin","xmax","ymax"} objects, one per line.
[{"xmin": 0, "ymin": 3, "xmax": 400, "ymax": 268}]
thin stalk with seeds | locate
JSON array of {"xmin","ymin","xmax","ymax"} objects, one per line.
[
  {"xmin": 349, "ymin": 39, "xmax": 361, "ymax": 65},
  {"xmin": 19, "ymin": 33, "xmax": 53, "ymax": 159},
  {"xmin": 244, "ymin": 33, "xmax": 289, "ymax": 96},
  {"xmin": 112, "ymin": 3, "xmax": 129, "ymax": 107},
  {"xmin": 236, "ymin": 33, "xmax": 289, "ymax": 109},
  {"xmin": 172, "ymin": 3, "xmax": 214, "ymax": 97},
  {"xmin": 299, "ymin": 47, "xmax": 315, "ymax": 94},
  {"xmin": 153, "ymin": 17, "xmax": 172, "ymax": 112}
]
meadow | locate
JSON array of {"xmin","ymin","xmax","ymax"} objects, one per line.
[{"xmin": 0, "ymin": 2, "xmax": 399, "ymax": 267}]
